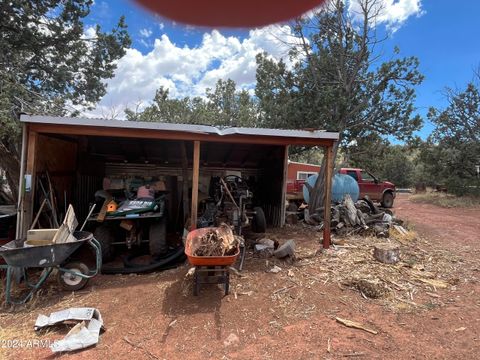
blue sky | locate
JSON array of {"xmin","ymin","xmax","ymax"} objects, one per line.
[{"xmin": 85, "ymin": 1, "xmax": 480, "ymax": 140}]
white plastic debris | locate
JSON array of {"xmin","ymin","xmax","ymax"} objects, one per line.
[
  {"xmin": 34, "ymin": 307, "xmax": 103, "ymax": 353},
  {"xmin": 269, "ymin": 265, "xmax": 282, "ymax": 273}
]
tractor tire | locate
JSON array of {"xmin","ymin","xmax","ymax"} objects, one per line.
[
  {"xmin": 57, "ymin": 262, "xmax": 90, "ymax": 291},
  {"xmin": 252, "ymin": 207, "xmax": 267, "ymax": 233},
  {"xmin": 381, "ymin": 192, "xmax": 394, "ymax": 208},
  {"xmin": 149, "ymin": 217, "xmax": 167, "ymax": 257},
  {"xmin": 94, "ymin": 225, "xmax": 115, "ymax": 262}
]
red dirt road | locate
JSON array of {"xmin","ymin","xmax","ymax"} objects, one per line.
[
  {"xmin": 395, "ymin": 194, "xmax": 480, "ymax": 257},
  {"xmin": 2, "ymin": 194, "xmax": 480, "ymax": 359}
]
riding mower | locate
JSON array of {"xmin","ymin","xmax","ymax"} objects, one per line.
[
  {"xmin": 89, "ymin": 186, "xmax": 167, "ymax": 263},
  {"xmin": 198, "ymin": 175, "xmax": 267, "ymax": 235}
]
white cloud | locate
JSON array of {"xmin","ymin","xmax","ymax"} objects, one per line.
[
  {"xmin": 139, "ymin": 28, "xmax": 152, "ymax": 38},
  {"xmin": 89, "ymin": 2, "xmax": 422, "ymax": 119},
  {"xmin": 94, "ymin": 25, "xmax": 299, "ymax": 117},
  {"xmin": 82, "ymin": 26, "xmax": 97, "ymax": 40},
  {"xmin": 348, "ymin": 0, "xmax": 424, "ymax": 32}
]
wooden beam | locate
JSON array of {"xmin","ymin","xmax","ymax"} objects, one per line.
[
  {"xmin": 322, "ymin": 144, "xmax": 334, "ymax": 249},
  {"xmin": 180, "ymin": 141, "xmax": 190, "ymax": 224},
  {"xmin": 23, "ymin": 130, "xmax": 38, "ymax": 236},
  {"xmin": 28, "ymin": 123, "xmax": 336, "ymax": 148},
  {"xmin": 16, "ymin": 124, "xmax": 28, "ymax": 239},
  {"xmin": 190, "ymin": 141, "xmax": 200, "ymax": 230},
  {"xmin": 280, "ymin": 145, "xmax": 289, "ymax": 226}
]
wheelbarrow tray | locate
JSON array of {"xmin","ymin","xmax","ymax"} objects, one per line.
[
  {"xmin": 185, "ymin": 228, "xmax": 240, "ymax": 266},
  {"xmin": 0, "ymin": 231, "xmax": 92, "ymax": 268}
]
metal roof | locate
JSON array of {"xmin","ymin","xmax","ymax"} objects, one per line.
[{"xmin": 20, "ymin": 114, "xmax": 339, "ymax": 141}]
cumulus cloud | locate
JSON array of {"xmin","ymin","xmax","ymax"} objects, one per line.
[
  {"xmin": 348, "ymin": 0, "xmax": 424, "ymax": 32},
  {"xmin": 94, "ymin": 25, "xmax": 298, "ymax": 117},
  {"xmin": 92, "ymin": 1, "xmax": 422, "ymax": 118}
]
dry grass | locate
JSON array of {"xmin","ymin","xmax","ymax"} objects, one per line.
[
  {"xmin": 241, "ymin": 225, "xmax": 469, "ymax": 318},
  {"xmin": 302, "ymin": 234, "xmax": 467, "ymax": 312},
  {"xmin": 410, "ymin": 192, "xmax": 480, "ymax": 208}
]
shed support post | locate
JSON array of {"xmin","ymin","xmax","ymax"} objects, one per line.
[
  {"xmin": 190, "ymin": 140, "xmax": 200, "ymax": 230},
  {"xmin": 23, "ymin": 130, "xmax": 38, "ymax": 237},
  {"xmin": 16, "ymin": 124, "xmax": 28, "ymax": 239},
  {"xmin": 280, "ymin": 145, "xmax": 289, "ymax": 226},
  {"xmin": 180, "ymin": 141, "xmax": 190, "ymax": 223},
  {"xmin": 322, "ymin": 143, "xmax": 334, "ymax": 249}
]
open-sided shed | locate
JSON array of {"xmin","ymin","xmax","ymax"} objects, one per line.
[{"xmin": 16, "ymin": 114, "xmax": 338, "ymax": 248}]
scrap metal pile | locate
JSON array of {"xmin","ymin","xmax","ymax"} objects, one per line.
[
  {"xmin": 307, "ymin": 195, "xmax": 401, "ymax": 238},
  {"xmin": 193, "ymin": 224, "xmax": 239, "ymax": 257}
]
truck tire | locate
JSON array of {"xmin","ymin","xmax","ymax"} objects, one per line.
[
  {"xmin": 149, "ymin": 217, "xmax": 167, "ymax": 257},
  {"xmin": 381, "ymin": 192, "xmax": 394, "ymax": 208},
  {"xmin": 57, "ymin": 261, "xmax": 90, "ymax": 291},
  {"xmin": 252, "ymin": 207, "xmax": 267, "ymax": 233},
  {"xmin": 94, "ymin": 225, "xmax": 115, "ymax": 262}
]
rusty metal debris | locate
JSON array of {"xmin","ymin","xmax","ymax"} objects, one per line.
[{"xmin": 328, "ymin": 195, "xmax": 399, "ymax": 238}]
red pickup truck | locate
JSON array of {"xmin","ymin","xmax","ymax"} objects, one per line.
[
  {"xmin": 339, "ymin": 168, "xmax": 396, "ymax": 208},
  {"xmin": 286, "ymin": 163, "xmax": 396, "ymax": 208}
]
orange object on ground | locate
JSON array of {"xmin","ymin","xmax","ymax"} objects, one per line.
[
  {"xmin": 185, "ymin": 227, "xmax": 240, "ymax": 266},
  {"xmin": 134, "ymin": 0, "xmax": 326, "ymax": 27}
]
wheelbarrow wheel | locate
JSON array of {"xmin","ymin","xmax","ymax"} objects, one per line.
[{"xmin": 57, "ymin": 262, "xmax": 89, "ymax": 291}]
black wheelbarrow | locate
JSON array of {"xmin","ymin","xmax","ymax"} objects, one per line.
[{"xmin": 0, "ymin": 231, "xmax": 101, "ymax": 304}]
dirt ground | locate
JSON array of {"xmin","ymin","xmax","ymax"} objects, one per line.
[{"xmin": 1, "ymin": 193, "xmax": 480, "ymax": 360}]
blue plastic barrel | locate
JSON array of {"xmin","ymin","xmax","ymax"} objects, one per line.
[{"xmin": 302, "ymin": 173, "xmax": 359, "ymax": 203}]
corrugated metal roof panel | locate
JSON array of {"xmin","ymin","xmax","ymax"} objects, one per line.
[{"xmin": 20, "ymin": 114, "xmax": 339, "ymax": 141}]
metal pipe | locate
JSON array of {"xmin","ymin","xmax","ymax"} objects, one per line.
[
  {"xmin": 16, "ymin": 123, "xmax": 28, "ymax": 239},
  {"xmin": 80, "ymin": 204, "xmax": 96, "ymax": 231}
]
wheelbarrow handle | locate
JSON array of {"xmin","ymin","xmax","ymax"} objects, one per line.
[
  {"xmin": 88, "ymin": 237, "xmax": 102, "ymax": 276},
  {"xmin": 60, "ymin": 237, "xmax": 102, "ymax": 278}
]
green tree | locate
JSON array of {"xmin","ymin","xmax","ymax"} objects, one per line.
[
  {"xmin": 424, "ymin": 79, "xmax": 480, "ymax": 195},
  {"xmin": 0, "ymin": 0, "xmax": 131, "ymax": 201},
  {"xmin": 255, "ymin": 0, "xmax": 423, "ymax": 210},
  {"xmin": 347, "ymin": 137, "xmax": 415, "ymax": 188},
  {"xmin": 126, "ymin": 79, "xmax": 258, "ymax": 127},
  {"xmin": 126, "ymin": 87, "xmax": 192, "ymax": 123}
]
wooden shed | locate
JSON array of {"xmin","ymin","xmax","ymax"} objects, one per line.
[{"xmin": 16, "ymin": 115, "xmax": 339, "ymax": 248}]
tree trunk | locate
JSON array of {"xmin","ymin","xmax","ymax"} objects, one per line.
[
  {"xmin": 0, "ymin": 141, "xmax": 20, "ymax": 204},
  {"xmin": 308, "ymin": 140, "xmax": 340, "ymax": 217},
  {"xmin": 373, "ymin": 243, "xmax": 400, "ymax": 264}
]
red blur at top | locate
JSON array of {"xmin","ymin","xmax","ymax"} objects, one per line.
[{"xmin": 134, "ymin": 0, "xmax": 326, "ymax": 28}]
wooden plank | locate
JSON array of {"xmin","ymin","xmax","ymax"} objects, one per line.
[
  {"xmin": 190, "ymin": 141, "xmax": 200, "ymax": 230},
  {"xmin": 322, "ymin": 144, "xmax": 334, "ymax": 249},
  {"xmin": 180, "ymin": 141, "xmax": 190, "ymax": 224},
  {"xmin": 28, "ymin": 123, "xmax": 336, "ymax": 147},
  {"xmin": 23, "ymin": 130, "xmax": 38, "ymax": 235},
  {"xmin": 16, "ymin": 123, "xmax": 28, "ymax": 239},
  {"xmin": 27, "ymin": 229, "xmax": 58, "ymax": 241},
  {"xmin": 280, "ymin": 145, "xmax": 289, "ymax": 227},
  {"xmin": 30, "ymin": 198, "xmax": 47, "ymax": 230}
]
